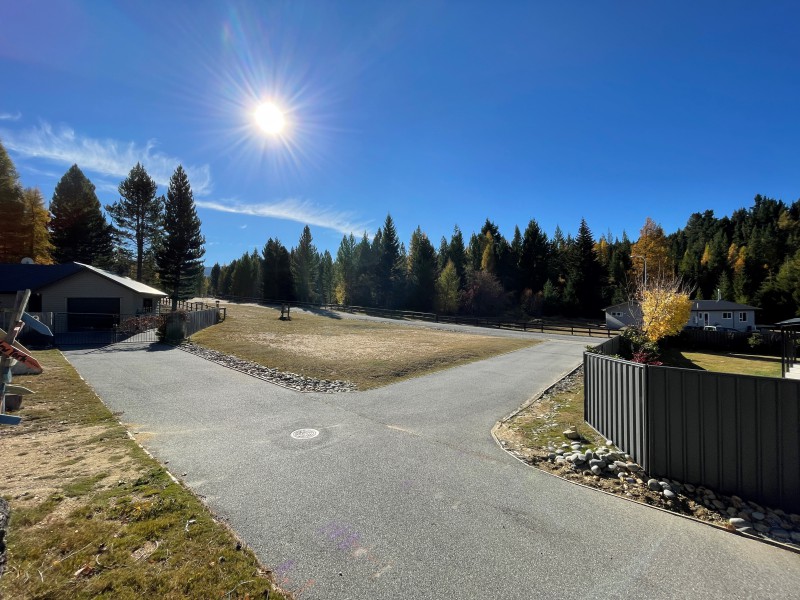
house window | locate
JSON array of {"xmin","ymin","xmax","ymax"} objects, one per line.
[
  {"xmin": 739, "ymin": 312, "xmax": 747, "ymax": 322},
  {"xmin": 722, "ymin": 312, "xmax": 732, "ymax": 319},
  {"xmin": 611, "ymin": 312, "xmax": 623, "ymax": 317}
]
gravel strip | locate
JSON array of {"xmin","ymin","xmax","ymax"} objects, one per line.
[{"xmin": 178, "ymin": 341, "xmax": 357, "ymax": 393}]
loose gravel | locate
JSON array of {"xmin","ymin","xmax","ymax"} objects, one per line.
[{"xmin": 178, "ymin": 341, "xmax": 357, "ymax": 393}]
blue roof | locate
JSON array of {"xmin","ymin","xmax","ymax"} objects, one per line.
[{"xmin": 0, "ymin": 263, "xmax": 82, "ymax": 293}]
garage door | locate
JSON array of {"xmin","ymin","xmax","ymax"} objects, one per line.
[{"xmin": 67, "ymin": 297, "xmax": 120, "ymax": 331}]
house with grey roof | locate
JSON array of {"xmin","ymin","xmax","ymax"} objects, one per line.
[
  {"xmin": 603, "ymin": 302, "xmax": 642, "ymax": 330},
  {"xmin": 687, "ymin": 299, "xmax": 759, "ymax": 332},
  {"xmin": 0, "ymin": 262, "xmax": 166, "ymax": 332}
]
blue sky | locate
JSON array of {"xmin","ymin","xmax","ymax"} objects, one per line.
[{"xmin": 2, "ymin": 1, "xmax": 798, "ymax": 265}]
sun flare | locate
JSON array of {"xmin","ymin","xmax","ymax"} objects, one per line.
[{"xmin": 254, "ymin": 102, "xmax": 286, "ymax": 135}]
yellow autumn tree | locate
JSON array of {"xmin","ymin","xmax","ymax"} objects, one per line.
[
  {"xmin": 630, "ymin": 217, "xmax": 672, "ymax": 282},
  {"xmin": 637, "ymin": 274, "xmax": 692, "ymax": 342}
]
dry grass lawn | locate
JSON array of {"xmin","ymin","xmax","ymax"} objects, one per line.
[
  {"xmin": 0, "ymin": 350, "xmax": 286, "ymax": 600},
  {"xmin": 191, "ymin": 304, "xmax": 538, "ymax": 389}
]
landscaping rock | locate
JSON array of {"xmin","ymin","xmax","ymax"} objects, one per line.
[
  {"xmin": 729, "ymin": 518, "xmax": 752, "ymax": 529},
  {"xmin": 591, "ymin": 465, "xmax": 602, "ymax": 476},
  {"xmin": 663, "ymin": 489, "xmax": 676, "ymax": 500},
  {"xmin": 179, "ymin": 342, "xmax": 357, "ymax": 393},
  {"xmin": 563, "ymin": 428, "xmax": 580, "ymax": 440},
  {"xmin": 647, "ymin": 479, "xmax": 661, "ymax": 492},
  {"xmin": 754, "ymin": 522, "xmax": 770, "ymax": 534},
  {"xmin": 770, "ymin": 528, "xmax": 790, "ymax": 540},
  {"xmin": 751, "ymin": 511, "xmax": 765, "ymax": 521}
]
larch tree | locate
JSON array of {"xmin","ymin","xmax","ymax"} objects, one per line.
[
  {"xmin": 435, "ymin": 259, "xmax": 460, "ymax": 314},
  {"xmin": 21, "ymin": 187, "xmax": 54, "ymax": 264},
  {"xmin": 636, "ymin": 273, "xmax": 693, "ymax": 343},
  {"xmin": 49, "ymin": 164, "xmax": 114, "ymax": 266},
  {"xmin": 156, "ymin": 166, "xmax": 205, "ymax": 309},
  {"xmin": 106, "ymin": 163, "xmax": 163, "ymax": 281},
  {"xmin": 630, "ymin": 217, "xmax": 672, "ymax": 284},
  {"xmin": 0, "ymin": 140, "xmax": 26, "ymax": 262}
]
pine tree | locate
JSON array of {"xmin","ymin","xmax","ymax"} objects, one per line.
[
  {"xmin": 50, "ymin": 164, "xmax": 114, "ymax": 266},
  {"xmin": 448, "ymin": 225, "xmax": 468, "ymax": 286},
  {"xmin": 291, "ymin": 225, "xmax": 319, "ymax": 303},
  {"xmin": 107, "ymin": 163, "xmax": 163, "ymax": 281},
  {"xmin": 262, "ymin": 238, "xmax": 293, "ymax": 301},
  {"xmin": 317, "ymin": 250, "xmax": 335, "ymax": 304},
  {"xmin": 406, "ymin": 227, "xmax": 437, "ymax": 311},
  {"xmin": 334, "ymin": 234, "xmax": 357, "ymax": 304},
  {"xmin": 519, "ymin": 218, "xmax": 550, "ymax": 294},
  {"xmin": 352, "ymin": 233, "xmax": 376, "ymax": 306},
  {"xmin": 376, "ymin": 214, "xmax": 402, "ymax": 308},
  {"xmin": 564, "ymin": 219, "xmax": 605, "ymax": 316},
  {"xmin": 209, "ymin": 263, "xmax": 221, "ymax": 295},
  {"xmin": 156, "ymin": 166, "xmax": 205, "ymax": 309}
]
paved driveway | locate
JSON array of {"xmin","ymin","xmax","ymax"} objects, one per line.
[{"xmin": 64, "ymin": 333, "xmax": 800, "ymax": 599}]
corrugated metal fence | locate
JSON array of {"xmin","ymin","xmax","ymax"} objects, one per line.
[{"xmin": 585, "ymin": 341, "xmax": 800, "ymax": 513}]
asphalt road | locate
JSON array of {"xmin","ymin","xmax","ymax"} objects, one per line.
[{"xmin": 64, "ymin": 328, "xmax": 800, "ymax": 599}]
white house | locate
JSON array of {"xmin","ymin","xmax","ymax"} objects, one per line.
[
  {"xmin": 687, "ymin": 299, "xmax": 759, "ymax": 332},
  {"xmin": 603, "ymin": 302, "xmax": 642, "ymax": 330}
]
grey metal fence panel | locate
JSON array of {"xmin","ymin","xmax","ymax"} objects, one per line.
[
  {"xmin": 585, "ymin": 341, "xmax": 800, "ymax": 512},
  {"xmin": 584, "ymin": 352, "xmax": 648, "ymax": 468},
  {"xmin": 645, "ymin": 367, "xmax": 800, "ymax": 512}
]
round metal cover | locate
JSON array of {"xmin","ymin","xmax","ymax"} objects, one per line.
[{"xmin": 291, "ymin": 428, "xmax": 319, "ymax": 440}]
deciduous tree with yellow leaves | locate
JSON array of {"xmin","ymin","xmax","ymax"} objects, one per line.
[{"xmin": 636, "ymin": 274, "xmax": 692, "ymax": 342}]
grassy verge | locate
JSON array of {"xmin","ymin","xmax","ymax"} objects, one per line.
[
  {"xmin": 0, "ymin": 350, "xmax": 287, "ymax": 600},
  {"xmin": 662, "ymin": 348, "xmax": 782, "ymax": 378},
  {"xmin": 192, "ymin": 304, "xmax": 538, "ymax": 389}
]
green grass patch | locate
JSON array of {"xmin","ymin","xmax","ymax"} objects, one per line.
[
  {"xmin": 662, "ymin": 348, "xmax": 782, "ymax": 378},
  {"xmin": 0, "ymin": 350, "xmax": 287, "ymax": 600},
  {"xmin": 192, "ymin": 303, "xmax": 538, "ymax": 389}
]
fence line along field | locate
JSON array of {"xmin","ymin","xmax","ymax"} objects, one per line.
[{"xmin": 190, "ymin": 304, "xmax": 539, "ymax": 390}]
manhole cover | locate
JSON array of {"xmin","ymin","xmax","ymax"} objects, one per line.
[{"xmin": 291, "ymin": 428, "xmax": 319, "ymax": 440}]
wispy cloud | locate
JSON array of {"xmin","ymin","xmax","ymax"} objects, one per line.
[
  {"xmin": 0, "ymin": 111, "xmax": 21, "ymax": 121},
  {"xmin": 0, "ymin": 121, "xmax": 212, "ymax": 195},
  {"xmin": 195, "ymin": 198, "xmax": 371, "ymax": 237}
]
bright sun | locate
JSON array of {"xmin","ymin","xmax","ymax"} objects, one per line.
[{"xmin": 254, "ymin": 102, "xmax": 286, "ymax": 135}]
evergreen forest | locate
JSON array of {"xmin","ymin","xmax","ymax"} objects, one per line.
[{"xmin": 2, "ymin": 140, "xmax": 799, "ymax": 323}]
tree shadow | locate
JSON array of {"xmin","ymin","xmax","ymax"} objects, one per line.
[
  {"xmin": 661, "ymin": 348, "xmax": 704, "ymax": 370},
  {"xmin": 301, "ymin": 307, "xmax": 343, "ymax": 320}
]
